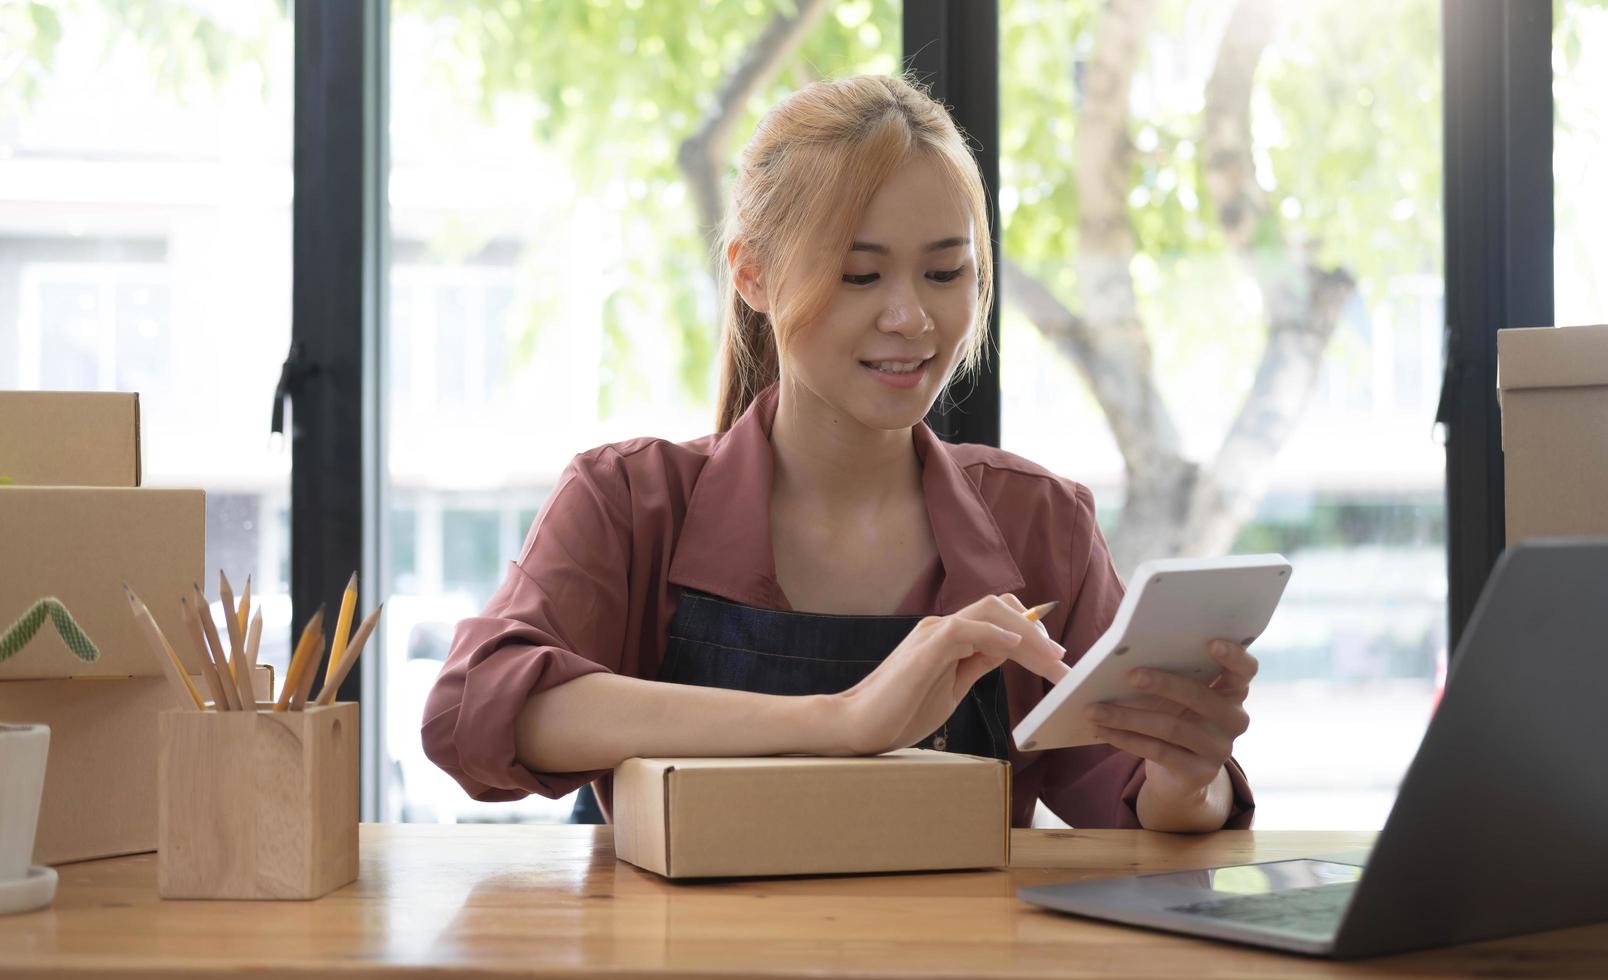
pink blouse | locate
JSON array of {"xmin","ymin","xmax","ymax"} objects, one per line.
[{"xmin": 422, "ymin": 384, "xmax": 1254, "ymax": 828}]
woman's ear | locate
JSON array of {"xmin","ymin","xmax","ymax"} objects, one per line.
[{"xmin": 727, "ymin": 240, "xmax": 771, "ymax": 314}]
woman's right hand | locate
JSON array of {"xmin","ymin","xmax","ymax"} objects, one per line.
[{"xmin": 825, "ymin": 594, "xmax": 1070, "ymax": 756}]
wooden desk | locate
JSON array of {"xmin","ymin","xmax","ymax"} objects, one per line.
[{"xmin": 3, "ymin": 825, "xmax": 1605, "ymax": 977}]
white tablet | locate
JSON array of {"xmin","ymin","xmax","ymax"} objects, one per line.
[{"xmin": 1012, "ymin": 554, "xmax": 1292, "ymax": 752}]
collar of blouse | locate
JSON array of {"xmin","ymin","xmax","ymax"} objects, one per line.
[{"xmin": 667, "ymin": 383, "xmax": 1027, "ymax": 614}]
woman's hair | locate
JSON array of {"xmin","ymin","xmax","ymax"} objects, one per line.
[{"xmin": 714, "ymin": 73, "xmax": 994, "ymax": 432}]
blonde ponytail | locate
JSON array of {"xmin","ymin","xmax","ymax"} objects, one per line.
[{"xmin": 716, "ymin": 289, "xmax": 779, "ymax": 432}]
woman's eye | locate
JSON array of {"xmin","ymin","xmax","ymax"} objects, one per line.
[
  {"xmin": 842, "ymin": 273, "xmax": 879, "ymax": 286},
  {"xmin": 928, "ymin": 266, "xmax": 967, "ymax": 283}
]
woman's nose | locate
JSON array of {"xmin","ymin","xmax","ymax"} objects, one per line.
[{"xmin": 876, "ymin": 292, "xmax": 932, "ymax": 337}]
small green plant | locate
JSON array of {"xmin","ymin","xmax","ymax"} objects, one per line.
[{"xmin": 0, "ymin": 598, "xmax": 102, "ymax": 664}]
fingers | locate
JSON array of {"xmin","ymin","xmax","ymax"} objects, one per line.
[
  {"xmin": 1207, "ymin": 639, "xmax": 1259, "ymax": 693},
  {"xmin": 927, "ymin": 617, "xmax": 1024, "ymax": 658},
  {"xmin": 1087, "ymin": 701, "xmax": 1235, "ymax": 760},
  {"xmin": 923, "ymin": 616, "xmax": 1068, "ymax": 682},
  {"xmin": 952, "ymin": 649, "xmax": 1005, "ymax": 698},
  {"xmin": 1124, "ymin": 668, "xmax": 1249, "ymax": 734},
  {"xmin": 998, "ymin": 593, "xmax": 1056, "ymax": 641},
  {"xmin": 958, "ymin": 594, "xmax": 1066, "ymax": 663},
  {"xmin": 944, "ymin": 613, "xmax": 1063, "ymax": 682},
  {"xmin": 1094, "ymin": 726, "xmax": 1222, "ymax": 787}
]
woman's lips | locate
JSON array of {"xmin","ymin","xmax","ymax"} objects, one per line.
[{"xmin": 860, "ymin": 357, "xmax": 931, "ymax": 389}]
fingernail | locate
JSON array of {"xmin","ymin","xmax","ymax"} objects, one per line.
[{"xmin": 1131, "ymin": 670, "xmax": 1151, "ymax": 689}]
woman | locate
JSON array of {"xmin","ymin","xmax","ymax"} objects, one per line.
[{"xmin": 422, "ymin": 74, "xmax": 1255, "ymax": 831}]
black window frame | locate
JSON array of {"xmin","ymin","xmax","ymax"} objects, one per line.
[
  {"xmin": 289, "ymin": 0, "xmax": 386, "ymax": 818},
  {"xmin": 907, "ymin": 0, "xmax": 1002, "ymax": 448},
  {"xmin": 1440, "ymin": 0, "xmax": 1553, "ymax": 654}
]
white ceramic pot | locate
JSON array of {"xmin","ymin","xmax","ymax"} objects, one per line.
[{"xmin": 0, "ymin": 723, "xmax": 50, "ymax": 883}]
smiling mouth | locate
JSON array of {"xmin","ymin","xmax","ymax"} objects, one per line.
[{"xmin": 860, "ymin": 357, "xmax": 933, "ymax": 374}]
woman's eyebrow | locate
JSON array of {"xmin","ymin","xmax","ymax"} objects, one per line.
[{"xmin": 849, "ymin": 236, "xmax": 970, "ymax": 255}]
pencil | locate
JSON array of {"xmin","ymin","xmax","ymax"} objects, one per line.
[
  {"xmin": 243, "ymin": 606, "xmax": 263, "ymax": 709},
  {"xmin": 218, "ymin": 572, "xmax": 243, "ymax": 679},
  {"xmin": 237, "ymin": 574, "xmax": 252, "ymax": 636},
  {"xmin": 288, "ymin": 625, "xmax": 327, "ymax": 711},
  {"xmin": 218, "ymin": 572, "xmax": 253, "ymax": 709},
  {"xmin": 192, "ymin": 583, "xmax": 241, "ymax": 711},
  {"xmin": 123, "ymin": 584, "xmax": 204, "ymax": 710},
  {"xmin": 1024, "ymin": 601, "xmax": 1058, "ymax": 623},
  {"xmin": 315, "ymin": 602, "xmax": 381, "ymax": 707},
  {"xmin": 324, "ymin": 571, "xmax": 357, "ymax": 686},
  {"xmin": 180, "ymin": 596, "xmax": 230, "ymax": 711},
  {"xmin": 275, "ymin": 606, "xmax": 325, "ymax": 712}
]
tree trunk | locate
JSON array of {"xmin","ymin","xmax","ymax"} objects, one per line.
[
  {"xmin": 1005, "ymin": 0, "xmax": 1356, "ymax": 577},
  {"xmin": 676, "ymin": 0, "xmax": 833, "ymax": 268}
]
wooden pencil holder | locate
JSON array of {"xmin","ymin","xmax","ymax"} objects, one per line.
[{"xmin": 157, "ymin": 702, "xmax": 359, "ymax": 900}]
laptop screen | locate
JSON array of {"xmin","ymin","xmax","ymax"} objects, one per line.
[{"xmin": 1147, "ymin": 859, "xmax": 1363, "ymax": 895}]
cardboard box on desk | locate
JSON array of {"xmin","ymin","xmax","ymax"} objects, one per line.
[
  {"xmin": 612, "ymin": 749, "xmax": 1010, "ymax": 879},
  {"xmin": 0, "ymin": 665, "xmax": 273, "ymax": 866},
  {"xmin": 0, "ymin": 486, "xmax": 205, "ymax": 680},
  {"xmin": 0, "ymin": 391, "xmax": 141, "ymax": 488},
  {"xmin": 1497, "ymin": 324, "xmax": 1608, "ymax": 544}
]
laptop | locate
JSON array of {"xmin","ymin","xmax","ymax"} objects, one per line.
[{"xmin": 1017, "ymin": 538, "xmax": 1608, "ymax": 958}]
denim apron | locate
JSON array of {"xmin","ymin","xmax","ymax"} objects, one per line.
[{"xmin": 568, "ymin": 588, "xmax": 1010, "ymax": 824}]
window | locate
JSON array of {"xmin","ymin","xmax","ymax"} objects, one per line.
[
  {"xmin": 382, "ymin": 0, "xmax": 903, "ymax": 824},
  {"xmin": 1556, "ymin": 0, "xmax": 1608, "ymax": 325},
  {"xmin": 998, "ymin": 0, "xmax": 1444, "ymax": 828},
  {"xmin": 0, "ymin": 1, "xmax": 295, "ymax": 676}
]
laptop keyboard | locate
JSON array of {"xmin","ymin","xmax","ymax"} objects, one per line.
[{"xmin": 1167, "ymin": 881, "xmax": 1355, "ymax": 934}]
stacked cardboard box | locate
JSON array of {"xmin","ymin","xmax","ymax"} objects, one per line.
[
  {"xmin": 0, "ymin": 391, "xmax": 271, "ymax": 865},
  {"xmin": 1497, "ymin": 325, "xmax": 1608, "ymax": 545}
]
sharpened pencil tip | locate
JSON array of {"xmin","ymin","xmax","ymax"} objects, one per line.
[
  {"xmin": 346, "ymin": 570, "xmax": 357, "ymax": 590},
  {"xmin": 1024, "ymin": 600, "xmax": 1058, "ymax": 622}
]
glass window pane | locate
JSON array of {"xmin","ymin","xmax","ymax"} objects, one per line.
[
  {"xmin": 0, "ymin": 3, "xmax": 294, "ymax": 677},
  {"xmin": 1556, "ymin": 0, "xmax": 1608, "ymax": 325},
  {"xmin": 1000, "ymin": 0, "xmax": 1444, "ymax": 829},
  {"xmin": 383, "ymin": 2, "xmax": 901, "ymax": 824}
]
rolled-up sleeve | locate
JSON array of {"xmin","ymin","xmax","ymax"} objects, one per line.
[
  {"xmin": 421, "ymin": 448, "xmax": 631, "ymax": 801},
  {"xmin": 1035, "ymin": 482, "xmax": 1255, "ymax": 829}
]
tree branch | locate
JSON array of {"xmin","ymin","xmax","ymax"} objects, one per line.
[
  {"xmin": 1190, "ymin": 0, "xmax": 1357, "ymax": 552},
  {"xmin": 1003, "ymin": 255, "xmax": 1178, "ymax": 462},
  {"xmin": 1065, "ymin": 0, "xmax": 1184, "ymax": 483},
  {"xmin": 676, "ymin": 0, "xmax": 833, "ymax": 264}
]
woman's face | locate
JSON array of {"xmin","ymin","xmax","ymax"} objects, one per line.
[{"xmin": 775, "ymin": 153, "xmax": 978, "ymax": 433}]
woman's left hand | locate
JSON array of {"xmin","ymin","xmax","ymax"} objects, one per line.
[{"xmin": 1084, "ymin": 639, "xmax": 1257, "ymax": 804}]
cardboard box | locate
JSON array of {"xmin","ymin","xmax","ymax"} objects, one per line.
[
  {"xmin": 0, "ymin": 391, "xmax": 141, "ymax": 487},
  {"xmin": 0, "ymin": 665, "xmax": 273, "ymax": 866},
  {"xmin": 1497, "ymin": 324, "xmax": 1608, "ymax": 545},
  {"xmin": 0, "ymin": 486, "xmax": 205, "ymax": 680},
  {"xmin": 158, "ymin": 701, "xmax": 358, "ymax": 900},
  {"xmin": 612, "ymin": 749, "xmax": 1010, "ymax": 879}
]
